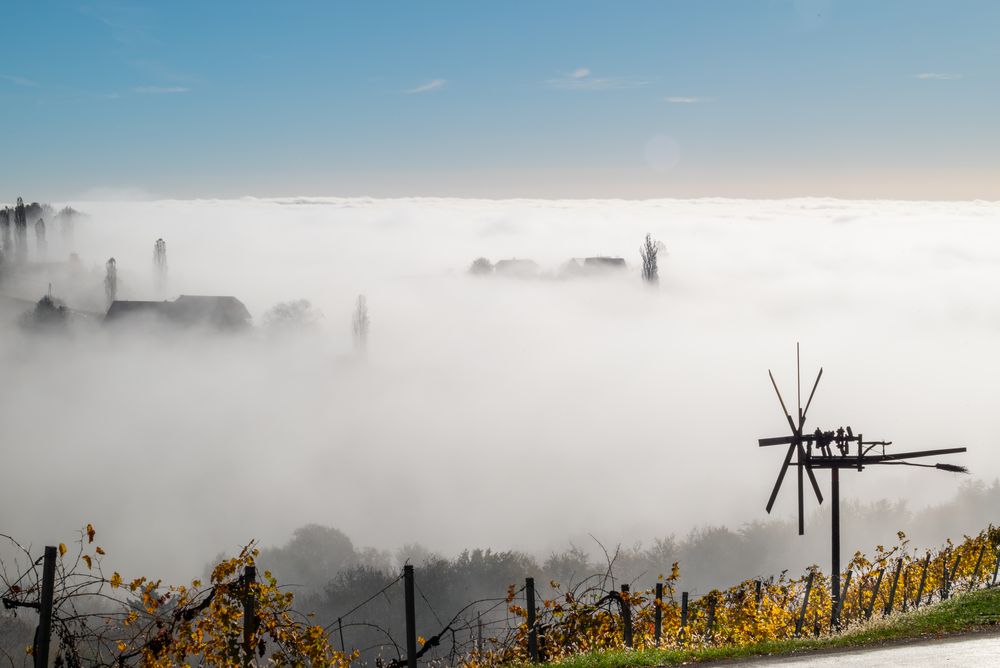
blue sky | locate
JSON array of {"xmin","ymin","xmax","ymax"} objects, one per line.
[{"xmin": 1, "ymin": 1, "xmax": 997, "ymax": 200}]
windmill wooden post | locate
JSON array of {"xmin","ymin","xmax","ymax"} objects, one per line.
[
  {"xmin": 758, "ymin": 346, "xmax": 968, "ymax": 619},
  {"xmin": 653, "ymin": 583, "xmax": 663, "ymax": 645},
  {"xmin": 915, "ymin": 553, "xmax": 931, "ymax": 607}
]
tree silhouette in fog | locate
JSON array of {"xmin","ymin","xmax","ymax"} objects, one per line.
[
  {"xmin": 640, "ymin": 233, "xmax": 662, "ymax": 285},
  {"xmin": 469, "ymin": 257, "xmax": 494, "ymax": 275},
  {"xmin": 257, "ymin": 524, "xmax": 361, "ymax": 592},
  {"xmin": 105, "ymin": 257, "xmax": 118, "ymax": 306},
  {"xmin": 21, "ymin": 294, "xmax": 68, "ymax": 331},
  {"xmin": 0, "ymin": 207, "xmax": 11, "ymax": 252},
  {"xmin": 352, "ymin": 294, "xmax": 370, "ymax": 351},
  {"xmin": 153, "ymin": 238, "xmax": 167, "ymax": 291},
  {"xmin": 35, "ymin": 218, "xmax": 47, "ymax": 256},
  {"xmin": 13, "ymin": 197, "xmax": 27, "ymax": 261},
  {"xmin": 262, "ymin": 299, "xmax": 323, "ymax": 333}
]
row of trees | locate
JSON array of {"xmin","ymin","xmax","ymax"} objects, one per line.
[
  {"xmin": 238, "ymin": 481, "xmax": 999, "ymax": 661},
  {"xmin": 4, "ymin": 482, "xmax": 995, "ymax": 665},
  {"xmin": 0, "ymin": 198, "xmax": 42, "ymax": 265},
  {"xmin": 0, "ymin": 199, "xmax": 79, "ymax": 269}
]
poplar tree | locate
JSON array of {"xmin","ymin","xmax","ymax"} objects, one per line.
[
  {"xmin": 105, "ymin": 257, "xmax": 118, "ymax": 306},
  {"xmin": 35, "ymin": 218, "xmax": 47, "ymax": 256},
  {"xmin": 153, "ymin": 238, "xmax": 168, "ymax": 290},
  {"xmin": 352, "ymin": 294, "xmax": 370, "ymax": 351},
  {"xmin": 640, "ymin": 233, "xmax": 662, "ymax": 285}
]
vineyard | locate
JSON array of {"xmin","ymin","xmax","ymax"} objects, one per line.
[
  {"xmin": 484, "ymin": 527, "xmax": 1000, "ymax": 664},
  {"xmin": 1, "ymin": 525, "xmax": 998, "ymax": 666}
]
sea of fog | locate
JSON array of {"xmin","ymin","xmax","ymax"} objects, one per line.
[{"xmin": 1, "ymin": 196, "xmax": 998, "ymax": 581}]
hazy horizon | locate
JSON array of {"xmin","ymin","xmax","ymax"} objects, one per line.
[{"xmin": 2, "ymin": 196, "xmax": 994, "ymax": 583}]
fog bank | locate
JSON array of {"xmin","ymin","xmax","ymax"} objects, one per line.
[{"xmin": 1, "ymin": 197, "xmax": 997, "ymax": 582}]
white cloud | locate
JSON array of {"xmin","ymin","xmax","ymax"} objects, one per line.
[
  {"xmin": 666, "ymin": 96, "xmax": 708, "ymax": 104},
  {"xmin": 132, "ymin": 85, "xmax": 190, "ymax": 94},
  {"xmin": 0, "ymin": 74, "xmax": 39, "ymax": 87},
  {"xmin": 545, "ymin": 68, "xmax": 649, "ymax": 91},
  {"xmin": 407, "ymin": 79, "xmax": 446, "ymax": 94},
  {"xmin": 914, "ymin": 73, "xmax": 963, "ymax": 80}
]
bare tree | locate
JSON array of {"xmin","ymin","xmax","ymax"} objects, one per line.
[
  {"xmin": 105, "ymin": 257, "xmax": 118, "ymax": 306},
  {"xmin": 640, "ymin": 233, "xmax": 663, "ymax": 285},
  {"xmin": 153, "ymin": 238, "xmax": 167, "ymax": 291},
  {"xmin": 13, "ymin": 197, "xmax": 27, "ymax": 261},
  {"xmin": 262, "ymin": 299, "xmax": 322, "ymax": 332},
  {"xmin": 352, "ymin": 294, "xmax": 370, "ymax": 351}
]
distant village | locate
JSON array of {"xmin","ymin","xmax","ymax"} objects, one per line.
[
  {"xmin": 0, "ymin": 197, "xmax": 252, "ymax": 332},
  {"xmin": 1, "ymin": 196, "xmax": 663, "ymax": 335},
  {"xmin": 469, "ymin": 255, "xmax": 628, "ymax": 278},
  {"xmin": 468, "ymin": 231, "xmax": 662, "ymax": 283}
]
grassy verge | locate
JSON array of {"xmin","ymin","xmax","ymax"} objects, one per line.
[{"xmin": 540, "ymin": 587, "xmax": 1000, "ymax": 668}]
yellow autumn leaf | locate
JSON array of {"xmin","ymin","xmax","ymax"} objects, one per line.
[
  {"xmin": 110, "ymin": 572, "xmax": 122, "ymax": 589},
  {"xmin": 116, "ymin": 641, "xmax": 126, "ymax": 652},
  {"xmin": 58, "ymin": 543, "xmax": 67, "ymax": 557},
  {"xmin": 95, "ymin": 546, "xmax": 105, "ymax": 555},
  {"xmin": 417, "ymin": 636, "xmax": 426, "ymax": 646},
  {"xmin": 86, "ymin": 523, "xmax": 95, "ymax": 543},
  {"xmin": 82, "ymin": 555, "xmax": 92, "ymax": 569}
]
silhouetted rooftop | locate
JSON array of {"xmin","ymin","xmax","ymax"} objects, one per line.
[
  {"xmin": 105, "ymin": 295, "xmax": 251, "ymax": 330},
  {"xmin": 494, "ymin": 258, "xmax": 539, "ymax": 276},
  {"xmin": 583, "ymin": 256, "xmax": 626, "ymax": 268}
]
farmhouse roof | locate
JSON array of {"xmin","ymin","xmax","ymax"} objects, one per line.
[
  {"xmin": 583, "ymin": 256, "xmax": 626, "ymax": 268},
  {"xmin": 105, "ymin": 295, "xmax": 251, "ymax": 330}
]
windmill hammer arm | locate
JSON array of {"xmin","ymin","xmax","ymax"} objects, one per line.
[{"xmin": 808, "ymin": 447, "xmax": 967, "ymax": 467}]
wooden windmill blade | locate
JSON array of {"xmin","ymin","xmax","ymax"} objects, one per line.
[
  {"xmin": 763, "ymin": 369, "xmax": 798, "ymax": 514},
  {"xmin": 769, "ymin": 370, "xmax": 797, "ymax": 433},
  {"xmin": 801, "ymin": 368, "xmax": 823, "ymax": 423},
  {"xmin": 797, "ymin": 363, "xmax": 825, "ymax": 506},
  {"xmin": 762, "ymin": 363, "xmax": 823, "ymax": 534},
  {"xmin": 799, "ymin": 441, "xmax": 824, "ymax": 502},
  {"xmin": 765, "ymin": 444, "xmax": 796, "ymax": 514},
  {"xmin": 761, "ymin": 352, "xmax": 823, "ymax": 535},
  {"xmin": 759, "ymin": 433, "xmax": 819, "ymax": 447}
]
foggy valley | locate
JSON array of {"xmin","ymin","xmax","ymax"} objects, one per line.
[
  {"xmin": 1, "ymin": 197, "xmax": 995, "ymax": 588},
  {"xmin": 5, "ymin": 2, "xmax": 999, "ymax": 664}
]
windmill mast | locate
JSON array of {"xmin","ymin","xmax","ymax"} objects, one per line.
[
  {"xmin": 758, "ymin": 348, "xmax": 967, "ymax": 629},
  {"xmin": 831, "ymin": 455, "xmax": 841, "ymax": 614}
]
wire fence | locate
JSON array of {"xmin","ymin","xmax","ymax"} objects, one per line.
[{"xmin": 1, "ymin": 526, "xmax": 998, "ymax": 666}]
